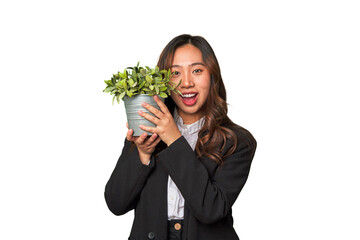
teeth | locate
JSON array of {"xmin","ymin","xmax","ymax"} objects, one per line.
[{"xmin": 182, "ymin": 93, "xmax": 196, "ymax": 98}]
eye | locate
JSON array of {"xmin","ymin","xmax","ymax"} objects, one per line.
[
  {"xmin": 193, "ymin": 69, "xmax": 202, "ymax": 74},
  {"xmin": 172, "ymin": 71, "xmax": 180, "ymax": 76}
]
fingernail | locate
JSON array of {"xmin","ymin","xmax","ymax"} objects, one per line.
[
  {"xmin": 138, "ymin": 110, "xmax": 143, "ymax": 115},
  {"xmin": 142, "ymin": 102, "xmax": 147, "ymax": 107}
]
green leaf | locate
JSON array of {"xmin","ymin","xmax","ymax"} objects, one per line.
[
  {"xmin": 175, "ymin": 79, "xmax": 182, "ymax": 89},
  {"xmin": 113, "ymin": 73, "xmax": 120, "ymax": 79},
  {"xmin": 110, "ymin": 88, "xmax": 117, "ymax": 95},
  {"xmin": 146, "ymin": 75, "xmax": 154, "ymax": 84},
  {"xmin": 119, "ymin": 72, "xmax": 126, "ymax": 79},
  {"xmin": 103, "ymin": 86, "xmax": 112, "ymax": 93},
  {"xmin": 174, "ymin": 89, "xmax": 182, "ymax": 96},
  {"xmin": 126, "ymin": 90, "xmax": 133, "ymax": 97},
  {"xmin": 128, "ymin": 78, "xmax": 134, "ymax": 86},
  {"xmin": 119, "ymin": 91, "xmax": 126, "ymax": 99},
  {"xmin": 104, "ymin": 80, "xmax": 113, "ymax": 86},
  {"xmin": 149, "ymin": 85, "xmax": 154, "ymax": 90},
  {"xmin": 155, "ymin": 85, "xmax": 159, "ymax": 94},
  {"xmin": 139, "ymin": 80, "xmax": 145, "ymax": 89},
  {"xmin": 122, "ymin": 80, "xmax": 127, "ymax": 89},
  {"xmin": 159, "ymin": 92, "xmax": 168, "ymax": 98},
  {"xmin": 167, "ymin": 69, "xmax": 171, "ymax": 78},
  {"xmin": 115, "ymin": 81, "xmax": 122, "ymax": 89},
  {"xmin": 111, "ymin": 77, "xmax": 116, "ymax": 85}
]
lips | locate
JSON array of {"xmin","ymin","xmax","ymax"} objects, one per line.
[{"xmin": 181, "ymin": 92, "xmax": 198, "ymax": 106}]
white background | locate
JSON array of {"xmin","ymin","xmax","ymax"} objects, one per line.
[{"xmin": 1, "ymin": 0, "xmax": 359, "ymax": 239}]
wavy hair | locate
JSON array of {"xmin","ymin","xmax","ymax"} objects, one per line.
[{"xmin": 156, "ymin": 34, "xmax": 252, "ymax": 165}]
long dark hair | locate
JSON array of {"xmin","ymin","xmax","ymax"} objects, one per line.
[{"xmin": 157, "ymin": 34, "xmax": 254, "ymax": 165}]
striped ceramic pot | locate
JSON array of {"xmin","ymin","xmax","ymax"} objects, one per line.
[{"xmin": 123, "ymin": 94, "xmax": 164, "ymax": 136}]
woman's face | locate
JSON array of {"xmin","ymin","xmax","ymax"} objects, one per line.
[{"xmin": 170, "ymin": 44, "xmax": 211, "ymax": 124}]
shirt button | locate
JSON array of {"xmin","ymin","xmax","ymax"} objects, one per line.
[
  {"xmin": 148, "ymin": 232, "xmax": 155, "ymax": 239},
  {"xmin": 174, "ymin": 223, "xmax": 182, "ymax": 230}
]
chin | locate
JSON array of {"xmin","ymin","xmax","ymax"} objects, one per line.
[{"xmin": 179, "ymin": 105, "xmax": 203, "ymax": 114}]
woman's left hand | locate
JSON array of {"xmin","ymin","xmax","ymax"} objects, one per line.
[{"xmin": 138, "ymin": 95, "xmax": 182, "ymax": 146}]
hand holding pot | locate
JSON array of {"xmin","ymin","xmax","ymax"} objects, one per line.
[
  {"xmin": 126, "ymin": 123, "xmax": 161, "ymax": 165},
  {"xmin": 138, "ymin": 95, "xmax": 182, "ymax": 146}
]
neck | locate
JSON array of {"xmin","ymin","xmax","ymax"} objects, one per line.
[{"xmin": 177, "ymin": 108, "xmax": 204, "ymax": 124}]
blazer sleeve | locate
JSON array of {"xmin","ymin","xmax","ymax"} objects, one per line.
[
  {"xmin": 156, "ymin": 132, "xmax": 256, "ymax": 224},
  {"xmin": 104, "ymin": 138, "xmax": 155, "ymax": 216}
]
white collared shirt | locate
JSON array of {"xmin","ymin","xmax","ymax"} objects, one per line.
[{"xmin": 167, "ymin": 108, "xmax": 205, "ymax": 220}]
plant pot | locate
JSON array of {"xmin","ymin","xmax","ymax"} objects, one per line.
[{"xmin": 123, "ymin": 94, "xmax": 164, "ymax": 136}]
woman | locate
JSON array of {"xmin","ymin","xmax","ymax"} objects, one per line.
[{"xmin": 105, "ymin": 34, "xmax": 257, "ymax": 240}]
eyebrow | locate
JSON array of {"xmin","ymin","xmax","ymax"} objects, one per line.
[{"xmin": 171, "ymin": 62, "xmax": 206, "ymax": 68}]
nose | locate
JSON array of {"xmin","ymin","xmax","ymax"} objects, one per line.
[{"xmin": 181, "ymin": 72, "xmax": 194, "ymax": 88}]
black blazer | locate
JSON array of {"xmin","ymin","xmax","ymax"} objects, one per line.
[{"xmin": 105, "ymin": 126, "xmax": 256, "ymax": 240}]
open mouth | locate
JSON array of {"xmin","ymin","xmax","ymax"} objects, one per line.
[{"xmin": 181, "ymin": 93, "xmax": 198, "ymax": 106}]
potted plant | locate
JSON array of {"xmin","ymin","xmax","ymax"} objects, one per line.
[{"xmin": 103, "ymin": 62, "xmax": 181, "ymax": 136}]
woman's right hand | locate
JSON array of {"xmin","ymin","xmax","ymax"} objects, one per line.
[{"xmin": 126, "ymin": 122, "xmax": 161, "ymax": 165}]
